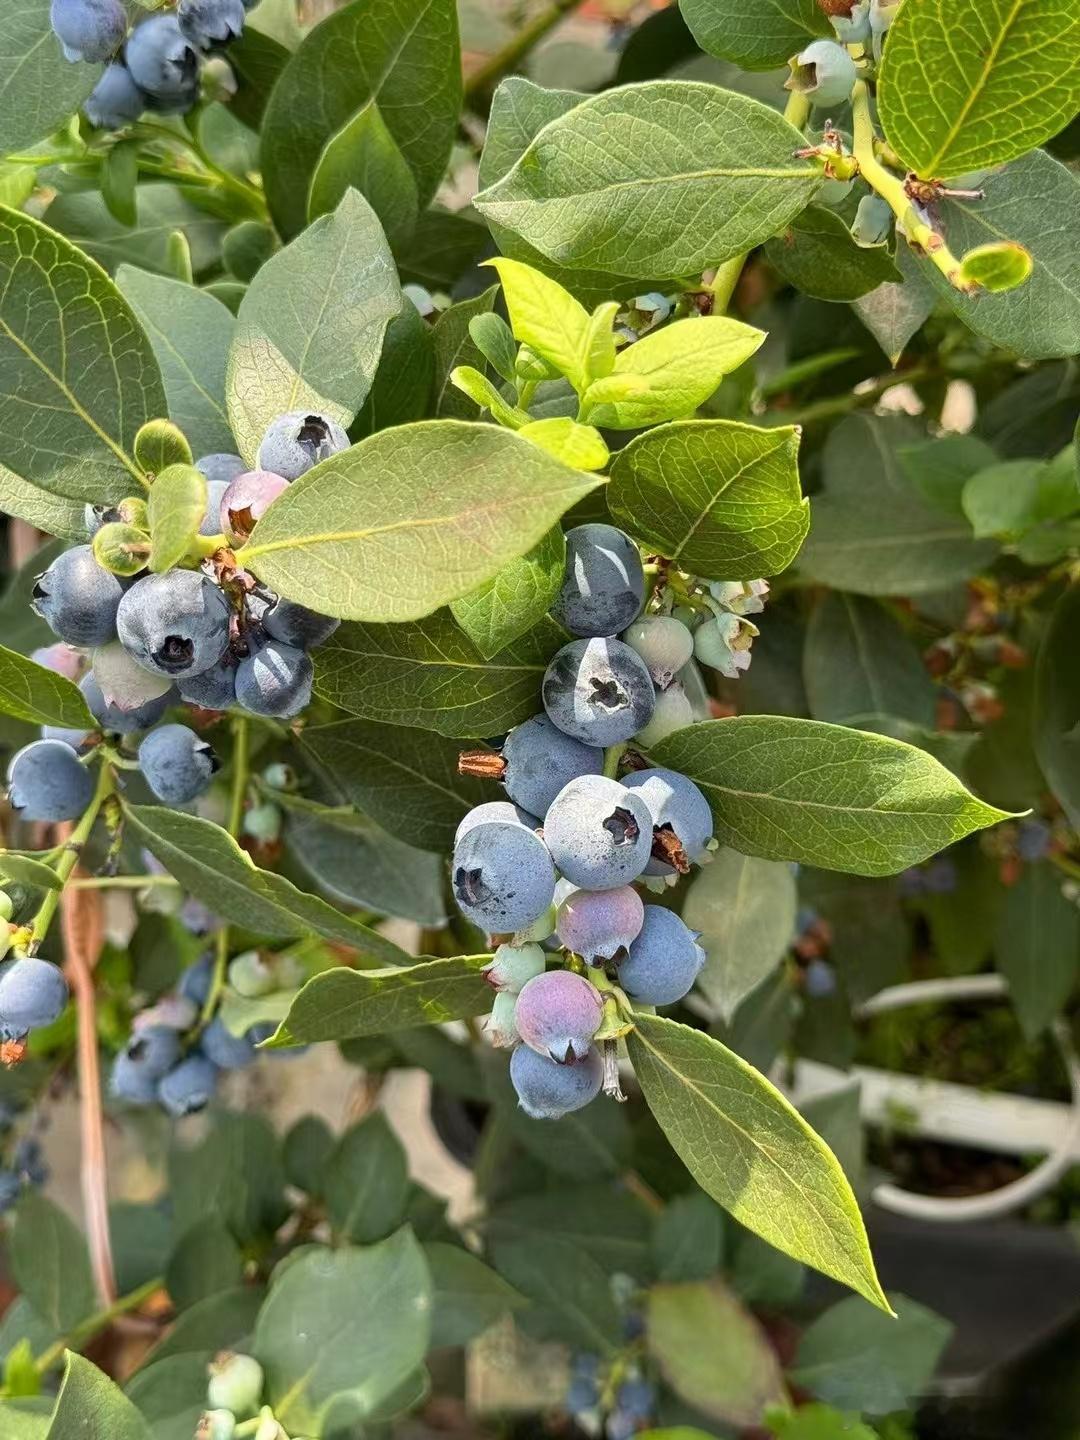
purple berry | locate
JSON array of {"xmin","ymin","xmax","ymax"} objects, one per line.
[
  {"xmin": 556, "ymin": 886, "xmax": 644, "ymax": 964},
  {"xmin": 543, "ymin": 637, "xmax": 655, "ymax": 747},
  {"xmin": 219, "ymin": 470, "xmax": 288, "ymax": 544},
  {"xmin": 510, "ymin": 1043, "xmax": 603, "ymax": 1119},
  {"xmin": 501, "ymin": 714, "xmax": 603, "ymax": 817},
  {"xmin": 515, "ymin": 969, "xmax": 603, "ymax": 1064},
  {"xmin": 618, "ymin": 906, "xmax": 705, "ymax": 1007},
  {"xmin": 543, "ymin": 775, "xmax": 653, "ymax": 890}
]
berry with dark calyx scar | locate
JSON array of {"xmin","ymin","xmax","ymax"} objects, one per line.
[
  {"xmin": 196, "ymin": 453, "xmax": 247, "ymax": 485},
  {"xmin": 124, "ymin": 13, "xmax": 201, "ymax": 102},
  {"xmin": 262, "ymin": 598, "xmax": 339, "ymax": 649},
  {"xmin": 632, "ymin": 680, "xmax": 694, "ymax": 747},
  {"xmin": 234, "ymin": 637, "xmax": 313, "ymax": 718},
  {"xmin": 516, "ymin": 968, "xmax": 603, "ymax": 1063},
  {"xmin": 110, "ymin": 1026, "xmax": 181, "ymax": 1102},
  {"xmin": 618, "ymin": 906, "xmax": 705, "ymax": 1006},
  {"xmin": 158, "ymin": 1054, "xmax": 218, "ymax": 1116},
  {"xmin": 0, "ymin": 957, "xmax": 69, "ymax": 1036},
  {"xmin": 256, "ymin": 411, "xmax": 350, "ymax": 480},
  {"xmin": 138, "ymin": 724, "xmax": 219, "ymax": 804},
  {"xmin": 219, "ymin": 470, "xmax": 288, "ymax": 544},
  {"xmin": 84, "ymin": 61, "xmax": 146, "ymax": 127},
  {"xmin": 621, "ymin": 768, "xmax": 714, "ymax": 877},
  {"xmin": 497, "ymin": 715, "xmax": 604, "ymax": 818},
  {"xmin": 117, "ymin": 570, "xmax": 232, "ymax": 679},
  {"xmin": 786, "ymin": 39, "xmax": 857, "ymax": 108},
  {"xmin": 483, "ymin": 943, "xmax": 546, "ymax": 994},
  {"xmin": 178, "ymin": 0, "xmax": 246, "ymax": 49},
  {"xmin": 7, "ymin": 740, "xmax": 94, "ymax": 821},
  {"xmin": 452, "ymin": 820, "xmax": 556, "ymax": 933},
  {"xmin": 543, "ymin": 775, "xmax": 653, "ymax": 890},
  {"xmin": 543, "ymin": 637, "xmax": 655, "ymax": 747},
  {"xmin": 486, "ymin": 989, "xmax": 520, "ymax": 1048},
  {"xmin": 556, "ymin": 886, "xmax": 644, "ymax": 964},
  {"xmin": 50, "ymin": 0, "xmax": 126, "ymax": 63},
  {"xmin": 81, "ymin": 673, "xmax": 174, "ymax": 735},
  {"xmin": 510, "ymin": 1043, "xmax": 603, "ymax": 1119},
  {"xmin": 201, "ymin": 1016, "xmax": 257, "ymax": 1069},
  {"xmin": 622, "ymin": 615, "xmax": 694, "ymax": 690},
  {"xmin": 455, "ymin": 801, "xmax": 540, "ymax": 845},
  {"xmin": 207, "ymin": 1352, "xmax": 264, "ymax": 1416},
  {"xmin": 552, "ymin": 524, "xmax": 646, "ymax": 638},
  {"xmin": 32, "ymin": 545, "xmax": 124, "ymax": 647}
]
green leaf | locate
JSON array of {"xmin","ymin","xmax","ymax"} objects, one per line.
[
  {"xmin": 169, "ymin": 1112, "xmax": 286, "ymax": 1246},
  {"xmin": 519, "ymin": 418, "xmax": 609, "ymax": 471},
  {"xmin": 852, "ymin": 242, "xmax": 937, "ymax": 366},
  {"xmin": 765, "ymin": 207, "xmax": 901, "ymax": 302},
  {"xmin": 48, "ymin": 1354, "xmax": 151, "ymax": 1440},
  {"xmin": 489, "ymin": 1235, "xmax": 621, "ymax": 1353},
  {"xmin": 450, "ymin": 365, "xmax": 530, "ymax": 429},
  {"xmin": 124, "ymin": 1354, "xmax": 206, "ymax": 1440},
  {"xmin": 678, "ymin": 0, "xmax": 828, "ymax": 70},
  {"xmin": 765, "ymin": 1403, "xmax": 876, "ymax": 1440},
  {"xmin": 285, "ymin": 809, "xmax": 446, "ymax": 926},
  {"xmin": 431, "ymin": 288, "xmax": 497, "ymax": 420},
  {"xmin": 790, "ymin": 1292, "xmax": 952, "ymax": 1416},
  {"xmin": 227, "ymin": 24, "xmax": 291, "ymax": 129},
  {"xmin": 627, "ymin": 1014, "xmax": 889, "ymax": 1310},
  {"xmin": 308, "ymin": 100, "xmax": 420, "ymax": 243},
  {"xmin": 684, "ymin": 849, "xmax": 797, "ymax": 1021},
  {"xmin": 133, "ymin": 420, "xmax": 192, "ymax": 477},
  {"xmin": 474, "ymin": 81, "xmax": 822, "ymax": 280},
  {"xmin": 0, "ymin": 469, "xmax": 85, "ymax": 541},
  {"xmin": 266, "ymin": 955, "xmax": 492, "ymax": 1047},
  {"xmin": 313, "ymin": 612, "xmax": 565, "ymax": 739},
  {"xmin": 147, "ymin": 465, "xmax": 207, "ymax": 573},
  {"xmin": 354, "ymin": 302, "xmax": 435, "ymax": 437},
  {"xmin": 608, "ymin": 420, "xmax": 807, "ymax": 578},
  {"xmin": 44, "ymin": 188, "xmax": 227, "ymax": 281},
  {"xmin": 324, "ymin": 1113, "xmax": 409, "ymax": 1244},
  {"xmin": 94, "ymin": 523, "xmax": 149, "ymax": 579},
  {"xmin": 451, "ymin": 527, "xmax": 566, "ymax": 660},
  {"xmin": 486, "ymin": 1185, "xmax": 652, "ymax": 1277},
  {"xmin": 242, "ymin": 421, "xmax": 599, "ymax": 622},
  {"xmin": 100, "ymin": 142, "xmax": 139, "ymax": 230},
  {"xmin": 124, "ymin": 804, "xmax": 411, "ymax": 963},
  {"xmin": 116, "ymin": 267, "xmax": 237, "ymax": 459},
  {"xmin": 254, "ymin": 1230, "xmax": 432, "ymax": 1432},
  {"xmin": 0, "ymin": 207, "xmax": 162, "ymax": 504},
  {"xmin": 878, "ymin": 0, "xmax": 1080, "ymax": 178},
  {"xmin": 485, "ymin": 257, "xmax": 591, "ymax": 391},
  {"xmin": 652, "ymin": 1192, "xmax": 726, "ymax": 1283},
  {"xmin": 1034, "ymin": 584, "xmax": 1080, "ymax": 832},
  {"xmin": 997, "ymin": 863, "xmax": 1080, "ymax": 1038},
  {"xmin": 803, "ymin": 592, "xmax": 937, "ymax": 728},
  {"xmin": 11, "ymin": 1195, "xmax": 97, "ymax": 1336},
  {"xmin": 647, "ymin": 1278, "xmax": 785, "ymax": 1424},
  {"xmin": 469, "ymin": 311, "xmax": 518, "ymax": 383},
  {"xmin": 797, "ymin": 414, "xmax": 997, "ymax": 595},
  {"xmin": 226, "ymin": 188, "xmax": 401, "ymax": 464},
  {"xmin": 650, "ymin": 716, "xmax": 1011, "ymax": 877},
  {"xmin": 146, "ymin": 1288, "xmax": 263, "ymax": 1366},
  {"xmin": 260, "ymin": 0, "xmax": 461, "ymax": 239},
  {"xmin": 897, "ymin": 433, "xmax": 999, "ymax": 517},
  {"xmin": 0, "ymin": 852, "xmax": 62, "ymax": 891},
  {"xmin": 0, "ymin": 4, "xmax": 96, "ymax": 152},
  {"xmin": 0, "ymin": 645, "xmax": 95, "ymax": 729},
  {"xmin": 584, "ymin": 317, "xmax": 765, "ymax": 428},
  {"xmin": 166, "ymin": 1218, "xmax": 243, "ymax": 1311},
  {"xmin": 958, "ymin": 241, "xmax": 1033, "ymax": 294},
  {"xmin": 961, "ymin": 459, "xmax": 1043, "ymax": 538},
  {"xmin": 426, "ymin": 1242, "xmax": 525, "ymax": 1347}
]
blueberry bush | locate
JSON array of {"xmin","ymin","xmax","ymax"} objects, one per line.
[{"xmin": 0, "ymin": 0, "xmax": 1075, "ymax": 1433}]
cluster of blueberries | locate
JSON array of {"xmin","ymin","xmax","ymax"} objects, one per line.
[
  {"xmin": 51, "ymin": 0, "xmax": 255, "ymax": 130},
  {"xmin": 567, "ymin": 1353, "xmax": 655, "ymax": 1440},
  {"xmin": 0, "ymin": 1105, "xmax": 49, "ymax": 1216},
  {"xmin": 198, "ymin": 1351, "xmax": 282, "ymax": 1440},
  {"xmin": 451, "ymin": 523, "xmax": 768, "ymax": 1120}
]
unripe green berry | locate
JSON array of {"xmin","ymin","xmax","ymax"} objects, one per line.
[
  {"xmin": 483, "ymin": 943, "xmax": 546, "ymax": 995},
  {"xmin": 197, "ymin": 1412, "xmax": 237, "ymax": 1440},
  {"xmin": 487, "ymin": 989, "xmax": 520, "ymax": 1048},
  {"xmin": 786, "ymin": 40, "xmax": 857, "ymax": 107},
  {"xmin": 261, "ymin": 763, "xmax": 294, "ymax": 792},
  {"xmin": 512, "ymin": 904, "xmax": 556, "ymax": 944},
  {"xmin": 242, "ymin": 803, "xmax": 282, "ymax": 845},
  {"xmin": 228, "ymin": 950, "xmax": 275, "ymax": 999},
  {"xmin": 634, "ymin": 681, "xmax": 694, "ymax": 746},
  {"xmin": 207, "ymin": 1353, "xmax": 264, "ymax": 1417}
]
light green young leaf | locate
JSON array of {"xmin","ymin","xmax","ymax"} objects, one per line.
[
  {"xmin": 242, "ymin": 421, "xmax": 600, "ymax": 622},
  {"xmin": 0, "ymin": 851, "xmax": 62, "ymax": 891},
  {"xmin": 584, "ymin": 317, "xmax": 764, "ymax": 428},
  {"xmin": 650, "ymin": 716, "xmax": 1012, "ymax": 877},
  {"xmin": 878, "ymin": 0, "xmax": 1080, "ymax": 178},
  {"xmin": 627, "ymin": 1014, "xmax": 890, "ymax": 1311},
  {"xmin": 678, "ymin": 0, "xmax": 829, "ymax": 71},
  {"xmin": 519, "ymin": 418, "xmax": 609, "ymax": 471},
  {"xmin": 147, "ymin": 465, "xmax": 207, "ymax": 573},
  {"xmin": 48, "ymin": 1354, "xmax": 151, "ymax": 1440},
  {"xmin": 485, "ymin": 257, "xmax": 591, "ymax": 392},
  {"xmin": 308, "ymin": 99, "xmax": 420, "ymax": 243},
  {"xmin": 582, "ymin": 301, "xmax": 620, "ymax": 382},
  {"xmin": 450, "ymin": 366, "xmax": 530, "ymax": 428},
  {"xmin": 474, "ymin": 81, "xmax": 822, "ymax": 280},
  {"xmin": 958, "ymin": 242, "xmax": 1033, "ymax": 295},
  {"xmin": 0, "ymin": 645, "xmax": 94, "ymax": 729},
  {"xmin": 132, "ymin": 419, "xmax": 192, "ymax": 477},
  {"xmin": 451, "ymin": 526, "xmax": 567, "ymax": 660},
  {"xmin": 468, "ymin": 311, "xmax": 518, "ymax": 383}
]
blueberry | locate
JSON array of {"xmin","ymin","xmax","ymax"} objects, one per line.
[
  {"xmin": 234, "ymin": 637, "xmax": 312, "ymax": 718},
  {"xmin": 84, "ymin": 61, "xmax": 146, "ymax": 127},
  {"xmin": 501, "ymin": 715, "xmax": 603, "ymax": 818},
  {"xmin": 178, "ymin": 652, "xmax": 238, "ymax": 711},
  {"xmin": 256, "ymin": 412, "xmax": 349, "ymax": 481},
  {"xmin": 1018, "ymin": 819, "xmax": 1052, "ymax": 862},
  {"xmin": 13, "ymin": 1137, "xmax": 48, "ymax": 1187},
  {"xmin": 7, "ymin": 740, "xmax": 93, "ymax": 822},
  {"xmin": 615, "ymin": 1378, "xmax": 655, "ymax": 1418},
  {"xmin": 556, "ymin": 885, "xmax": 644, "ymax": 964},
  {"xmin": 487, "ymin": 989, "xmax": 520, "ymax": 1048},
  {"xmin": 51, "ymin": 0, "xmax": 126, "ymax": 63},
  {"xmin": 567, "ymin": 1375, "xmax": 599, "ymax": 1414},
  {"xmin": 543, "ymin": 638, "xmax": 655, "ymax": 747},
  {"xmin": 515, "ymin": 969, "xmax": 603, "ymax": 1064},
  {"xmin": 133, "ymin": 994, "xmax": 198, "ymax": 1032},
  {"xmin": 201, "ymin": 480, "xmax": 230, "ymax": 538},
  {"xmin": 117, "ymin": 570, "xmax": 232, "ymax": 679},
  {"xmin": 177, "ymin": 0, "xmax": 246, "ymax": 49},
  {"xmin": 227, "ymin": 950, "xmax": 275, "ymax": 998},
  {"xmin": 454, "ymin": 802, "xmax": 540, "ymax": 846},
  {"xmin": 0, "ymin": 957, "xmax": 69, "ymax": 1036},
  {"xmin": 851, "ymin": 194, "xmax": 893, "ymax": 248},
  {"xmin": 32, "ymin": 643, "xmax": 84, "ymax": 682},
  {"xmin": 483, "ymin": 943, "xmax": 546, "ymax": 994},
  {"xmin": 804, "ymin": 959, "xmax": 836, "ymax": 998},
  {"xmin": 196, "ymin": 453, "xmax": 247, "ymax": 485},
  {"xmin": 178, "ymin": 954, "xmax": 214, "ymax": 1007},
  {"xmin": 786, "ymin": 39, "xmax": 857, "ymax": 107},
  {"xmin": 606, "ymin": 1410, "xmax": 636, "ymax": 1440},
  {"xmin": 111, "ymin": 1027, "xmax": 181, "ymax": 1103},
  {"xmin": 200, "ymin": 1016, "xmax": 256, "ymax": 1070},
  {"xmin": 621, "ymin": 768, "xmax": 714, "ymax": 878},
  {"xmin": 92, "ymin": 641, "xmax": 175, "ymax": 713},
  {"xmin": 32, "ymin": 545, "xmax": 124, "ymax": 647},
  {"xmin": 543, "ymin": 775, "xmax": 653, "ymax": 890},
  {"xmin": 632, "ymin": 680, "xmax": 694, "ymax": 747},
  {"xmin": 0, "ymin": 1171, "xmax": 21, "ymax": 1213},
  {"xmin": 452, "ymin": 821, "xmax": 556, "ymax": 934},
  {"xmin": 510, "ymin": 1043, "xmax": 603, "ymax": 1119},
  {"xmin": 621, "ymin": 616, "xmax": 694, "ymax": 690},
  {"xmin": 618, "ymin": 907, "xmax": 705, "ymax": 1007},
  {"xmin": 923, "ymin": 857, "xmax": 957, "ymax": 894},
  {"xmin": 40, "ymin": 722, "xmax": 94, "ymax": 751},
  {"xmin": 207, "ymin": 1352, "xmax": 263, "ymax": 1416},
  {"xmin": 242, "ymin": 801, "xmax": 282, "ymax": 844},
  {"xmin": 124, "ymin": 14, "xmax": 201, "ymax": 101},
  {"xmin": 262, "ymin": 598, "xmax": 339, "ymax": 650},
  {"xmin": 197, "ymin": 1411, "xmax": 238, "ymax": 1440},
  {"xmin": 219, "ymin": 470, "xmax": 288, "ymax": 544},
  {"xmin": 137, "ymin": 723, "xmax": 218, "ymax": 804},
  {"xmin": 552, "ymin": 524, "xmax": 645, "ymax": 638},
  {"xmin": 829, "ymin": 0, "xmax": 871, "ymax": 42},
  {"xmin": 158, "ymin": 1054, "xmax": 218, "ymax": 1116},
  {"xmin": 80, "ymin": 673, "xmax": 174, "ymax": 735}
]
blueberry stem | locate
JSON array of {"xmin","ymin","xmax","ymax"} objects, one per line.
[
  {"xmin": 31, "ymin": 1274, "xmax": 163, "ymax": 1378},
  {"xmin": 200, "ymin": 714, "xmax": 250, "ymax": 1028},
  {"xmin": 27, "ymin": 762, "xmax": 116, "ymax": 951},
  {"xmin": 602, "ymin": 743, "xmax": 627, "ymax": 780},
  {"xmin": 70, "ymin": 873, "xmax": 179, "ymax": 890}
]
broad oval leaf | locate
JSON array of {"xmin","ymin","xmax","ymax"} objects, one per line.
[
  {"xmin": 0, "ymin": 207, "xmax": 163, "ymax": 504},
  {"xmin": 609, "ymin": 421, "xmax": 808, "ymax": 578},
  {"xmin": 323, "ymin": 1113, "xmax": 410, "ymax": 1244},
  {"xmin": 285, "ymin": 808, "xmax": 446, "ymax": 925},
  {"xmin": 226, "ymin": 188, "xmax": 401, "ymax": 463},
  {"xmin": 12, "ymin": 1194, "xmax": 96, "ymax": 1334},
  {"xmin": 488, "ymin": 1234, "xmax": 622, "ymax": 1353},
  {"xmin": 50, "ymin": 1354, "xmax": 152, "ymax": 1440},
  {"xmin": 764, "ymin": 207, "xmax": 901, "ymax": 303},
  {"xmin": 650, "ymin": 715, "xmax": 1011, "ymax": 877},
  {"xmin": 308, "ymin": 100, "xmax": 420, "ymax": 243},
  {"xmin": 997, "ymin": 862, "xmax": 1080, "ymax": 1039},
  {"xmin": 426, "ymin": 1242, "xmax": 526, "ymax": 1348},
  {"xmin": 265, "ymin": 955, "xmax": 492, "ymax": 1048},
  {"xmin": 0, "ymin": 645, "xmax": 94, "ymax": 729},
  {"xmin": 147, "ymin": 465, "xmax": 207, "ymax": 573},
  {"xmin": 878, "ymin": 0, "xmax": 1080, "ymax": 178},
  {"xmin": 627, "ymin": 1013, "xmax": 889, "ymax": 1311},
  {"xmin": 678, "ymin": 0, "xmax": 828, "ymax": 71},
  {"xmin": 450, "ymin": 527, "xmax": 566, "ymax": 660},
  {"xmin": 474, "ymin": 81, "xmax": 822, "ymax": 280},
  {"xmin": 242, "ymin": 422, "xmax": 600, "ymax": 622},
  {"xmin": 0, "ymin": 851, "xmax": 62, "ymax": 891},
  {"xmin": 1034, "ymin": 583, "xmax": 1080, "ymax": 833},
  {"xmin": 803, "ymin": 592, "xmax": 937, "ymax": 729},
  {"xmin": 0, "ymin": 468, "xmax": 85, "ymax": 541},
  {"xmin": 0, "ymin": 2, "xmax": 96, "ymax": 154}
]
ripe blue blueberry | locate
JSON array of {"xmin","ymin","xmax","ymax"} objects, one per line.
[
  {"xmin": 1018, "ymin": 819, "xmax": 1052, "ymax": 862},
  {"xmin": 84, "ymin": 61, "xmax": 146, "ymax": 128},
  {"xmin": 219, "ymin": 470, "xmax": 288, "ymax": 544},
  {"xmin": 510, "ymin": 1043, "xmax": 603, "ymax": 1120},
  {"xmin": 158, "ymin": 1054, "xmax": 219, "ymax": 1116},
  {"xmin": 618, "ymin": 906, "xmax": 705, "ymax": 1007},
  {"xmin": 515, "ymin": 969, "xmax": 604, "ymax": 1063},
  {"xmin": 124, "ymin": 14, "xmax": 201, "ymax": 102},
  {"xmin": 804, "ymin": 959, "xmax": 837, "ymax": 998},
  {"xmin": 256, "ymin": 411, "xmax": 350, "ymax": 480},
  {"xmin": 483, "ymin": 942, "xmax": 546, "ymax": 994},
  {"xmin": 262, "ymin": 598, "xmax": 339, "ymax": 650},
  {"xmin": 80, "ymin": 673, "xmax": 174, "ymax": 735},
  {"xmin": 552, "ymin": 524, "xmax": 645, "ymax": 638},
  {"xmin": 110, "ymin": 1026, "xmax": 181, "ymax": 1103},
  {"xmin": 786, "ymin": 39, "xmax": 857, "ymax": 108},
  {"xmin": 452, "ymin": 820, "xmax": 556, "ymax": 934},
  {"xmin": 51, "ymin": 0, "xmax": 126, "ymax": 63},
  {"xmin": 0, "ymin": 1171, "xmax": 20, "ymax": 1213},
  {"xmin": 455, "ymin": 802, "xmax": 540, "ymax": 845},
  {"xmin": 178, "ymin": 652, "xmax": 238, "ymax": 711},
  {"xmin": 622, "ymin": 768, "xmax": 714, "ymax": 877},
  {"xmin": 615, "ymin": 1377, "xmax": 655, "ymax": 1419},
  {"xmin": 117, "ymin": 570, "xmax": 232, "ymax": 679},
  {"xmin": 543, "ymin": 775, "xmax": 653, "ymax": 890},
  {"xmin": 234, "ymin": 636, "xmax": 313, "ymax": 718},
  {"xmin": 0, "ymin": 957, "xmax": 69, "ymax": 1036},
  {"xmin": 32, "ymin": 545, "xmax": 124, "ymax": 647},
  {"xmin": 200, "ymin": 1016, "xmax": 256, "ymax": 1070},
  {"xmin": 201, "ymin": 480, "xmax": 229, "ymax": 538},
  {"xmin": 207, "ymin": 1352, "xmax": 264, "ymax": 1415},
  {"xmin": 543, "ymin": 637, "xmax": 655, "ymax": 747},
  {"xmin": 7, "ymin": 740, "xmax": 94, "ymax": 822},
  {"xmin": 556, "ymin": 885, "xmax": 644, "ymax": 964},
  {"xmin": 621, "ymin": 615, "xmax": 695, "ymax": 690},
  {"xmin": 177, "ymin": 0, "xmax": 246, "ymax": 49},
  {"xmin": 632, "ymin": 680, "xmax": 694, "ymax": 747},
  {"xmin": 178, "ymin": 954, "xmax": 214, "ymax": 1007},
  {"xmin": 138, "ymin": 724, "xmax": 219, "ymax": 804},
  {"xmin": 500, "ymin": 715, "xmax": 603, "ymax": 818},
  {"xmin": 196, "ymin": 453, "xmax": 247, "ymax": 485}
]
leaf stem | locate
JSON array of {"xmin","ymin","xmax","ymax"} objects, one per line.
[
  {"xmin": 200, "ymin": 715, "xmax": 250, "ymax": 1026},
  {"xmin": 32, "ymin": 1276, "xmax": 164, "ymax": 1377},
  {"xmin": 774, "ymin": 362, "xmax": 935, "ymax": 426},
  {"xmin": 27, "ymin": 763, "xmax": 114, "ymax": 952},
  {"xmin": 70, "ymin": 873, "xmax": 180, "ymax": 890},
  {"xmin": 464, "ymin": 0, "xmax": 589, "ymax": 104}
]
